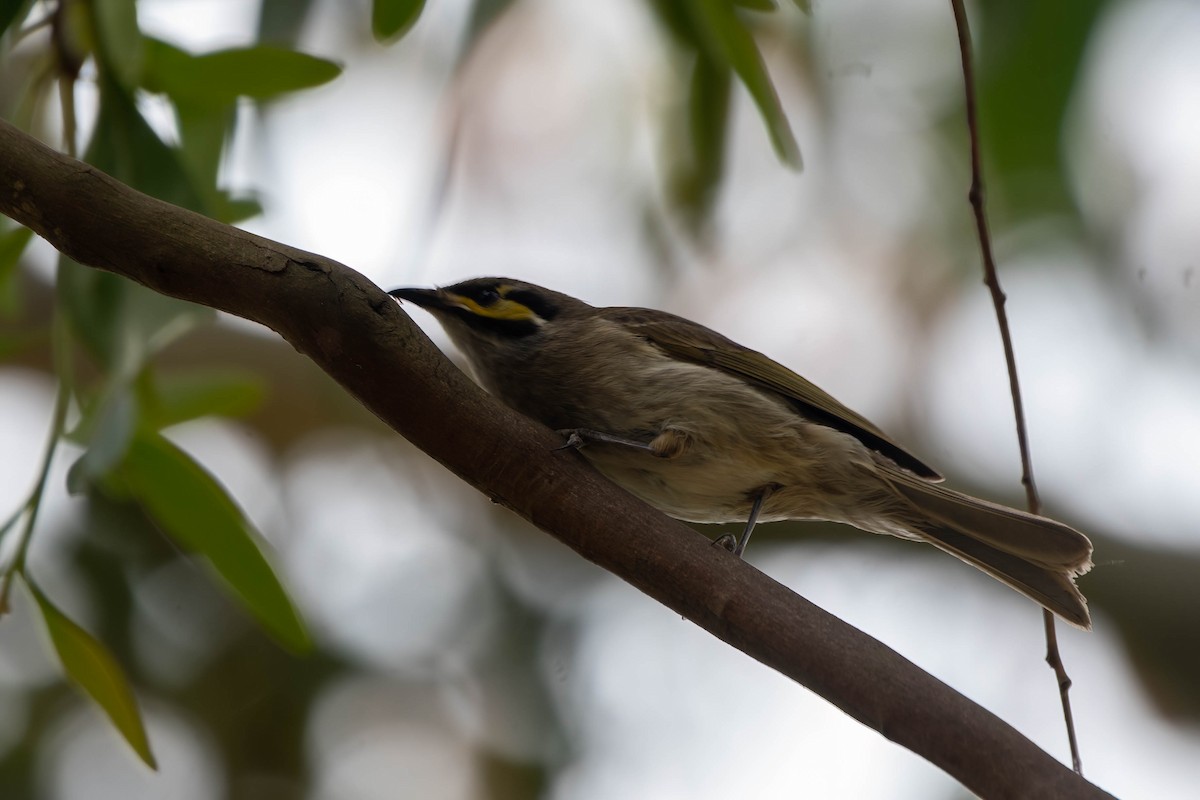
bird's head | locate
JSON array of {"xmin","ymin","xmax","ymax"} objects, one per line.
[{"xmin": 389, "ymin": 277, "xmax": 590, "ymax": 367}]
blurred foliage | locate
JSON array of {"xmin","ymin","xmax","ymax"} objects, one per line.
[
  {"xmin": 1084, "ymin": 537, "xmax": 1200, "ymax": 722},
  {"xmin": 113, "ymin": 431, "xmax": 310, "ymax": 652},
  {"xmin": 26, "ymin": 576, "xmax": 157, "ymax": 767},
  {"xmin": 0, "ymin": 222, "xmax": 34, "ymax": 315},
  {"xmin": 0, "ymin": 1, "xmax": 1196, "ymax": 798},
  {"xmin": 972, "ymin": 0, "xmax": 1111, "ymax": 221},
  {"xmin": 0, "ymin": 0, "xmax": 339, "ymax": 778},
  {"xmin": 649, "ymin": 0, "xmax": 800, "ymax": 231},
  {"xmin": 372, "ymin": 0, "xmax": 426, "ymax": 43}
]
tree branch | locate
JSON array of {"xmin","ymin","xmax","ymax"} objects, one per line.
[
  {"xmin": 0, "ymin": 119, "xmax": 1112, "ymax": 799},
  {"xmin": 949, "ymin": 0, "xmax": 1083, "ymax": 773}
]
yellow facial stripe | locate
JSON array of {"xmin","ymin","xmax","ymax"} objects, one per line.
[{"xmin": 448, "ymin": 293, "xmax": 541, "ymax": 322}]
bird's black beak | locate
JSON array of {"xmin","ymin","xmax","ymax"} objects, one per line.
[{"xmin": 388, "ymin": 287, "xmax": 444, "ymax": 310}]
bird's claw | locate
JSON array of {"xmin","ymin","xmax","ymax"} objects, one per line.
[
  {"xmin": 553, "ymin": 430, "xmax": 587, "ymax": 452},
  {"xmin": 712, "ymin": 534, "xmax": 738, "ymax": 553}
]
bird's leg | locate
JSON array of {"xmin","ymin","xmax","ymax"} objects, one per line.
[
  {"xmin": 713, "ymin": 485, "xmax": 778, "ymax": 557},
  {"xmin": 555, "ymin": 428, "xmax": 654, "ymax": 453},
  {"xmin": 556, "ymin": 427, "xmax": 690, "ymax": 459},
  {"xmin": 734, "ymin": 487, "xmax": 772, "ymax": 556}
]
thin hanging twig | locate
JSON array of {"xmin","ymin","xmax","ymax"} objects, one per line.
[{"xmin": 948, "ymin": 0, "xmax": 1083, "ymax": 775}]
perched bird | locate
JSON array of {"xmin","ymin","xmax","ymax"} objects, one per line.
[{"xmin": 390, "ymin": 277, "xmax": 1093, "ymax": 629}]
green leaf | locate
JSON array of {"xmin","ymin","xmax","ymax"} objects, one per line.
[
  {"xmin": 120, "ymin": 290, "xmax": 215, "ymax": 380},
  {"xmin": 257, "ymin": 0, "xmax": 317, "ymax": 46},
  {"xmin": 174, "ymin": 100, "xmax": 235, "ymax": 206},
  {"xmin": 372, "ymin": 0, "xmax": 426, "ymax": 42},
  {"xmin": 62, "ymin": 75, "xmax": 216, "ymax": 387},
  {"xmin": 216, "ymin": 195, "xmax": 264, "ymax": 225},
  {"xmin": 733, "ymin": 0, "xmax": 776, "ymax": 11},
  {"xmin": 689, "ymin": 0, "xmax": 801, "ymax": 169},
  {"xmin": 0, "ymin": 330, "xmax": 44, "ymax": 361},
  {"xmin": 118, "ymin": 432, "xmax": 310, "ymax": 652},
  {"xmin": 66, "ymin": 387, "xmax": 139, "ymax": 495},
  {"xmin": 171, "ymin": 101, "xmax": 261, "ymax": 226},
  {"xmin": 645, "ymin": 0, "xmax": 693, "ymax": 44},
  {"xmin": 27, "ymin": 579, "xmax": 156, "ymax": 768},
  {"xmin": 57, "ymin": 258, "xmax": 126, "ymax": 371},
  {"xmin": 92, "ymin": 0, "xmax": 143, "ymax": 89},
  {"xmin": 973, "ymin": 0, "xmax": 1105, "ymax": 219},
  {"xmin": 142, "ymin": 369, "xmax": 266, "ymax": 430},
  {"xmin": 0, "ymin": 503, "xmax": 23, "ymax": 549},
  {"xmin": 0, "ymin": 223, "xmax": 34, "ymax": 316},
  {"xmin": 0, "ymin": 0, "xmax": 35, "ymax": 41},
  {"xmin": 86, "ymin": 74, "xmax": 209, "ymax": 213},
  {"xmin": 142, "ymin": 38, "xmax": 342, "ymax": 104},
  {"xmin": 671, "ymin": 54, "xmax": 732, "ymax": 228},
  {"xmin": 57, "ymin": 257, "xmax": 214, "ymax": 380}
]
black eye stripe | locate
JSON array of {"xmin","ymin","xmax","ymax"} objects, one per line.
[{"xmin": 504, "ymin": 289, "xmax": 558, "ymax": 320}]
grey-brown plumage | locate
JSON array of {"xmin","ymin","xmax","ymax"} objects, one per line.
[{"xmin": 390, "ymin": 277, "xmax": 1093, "ymax": 629}]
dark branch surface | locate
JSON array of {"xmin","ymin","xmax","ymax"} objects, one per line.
[{"xmin": 0, "ymin": 119, "xmax": 1114, "ymax": 800}]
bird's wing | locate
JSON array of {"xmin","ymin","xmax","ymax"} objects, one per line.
[{"xmin": 608, "ymin": 308, "xmax": 943, "ymax": 481}]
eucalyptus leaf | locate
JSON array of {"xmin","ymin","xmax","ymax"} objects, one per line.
[
  {"xmin": 644, "ymin": 0, "xmax": 692, "ymax": 44},
  {"xmin": 217, "ymin": 195, "xmax": 264, "ymax": 225},
  {"xmin": 974, "ymin": 0, "xmax": 1103, "ymax": 217},
  {"xmin": 87, "ymin": 74, "xmax": 209, "ymax": 213},
  {"xmin": 28, "ymin": 579, "xmax": 157, "ymax": 768},
  {"xmin": 175, "ymin": 100, "xmax": 235, "ymax": 213},
  {"xmin": 671, "ymin": 54, "xmax": 731, "ymax": 227},
  {"xmin": 372, "ymin": 0, "xmax": 426, "ymax": 42},
  {"xmin": 733, "ymin": 0, "xmax": 776, "ymax": 10},
  {"xmin": 0, "ymin": 223, "xmax": 34, "ymax": 316},
  {"xmin": 142, "ymin": 38, "xmax": 341, "ymax": 104},
  {"xmin": 0, "ymin": 0, "xmax": 36, "ymax": 41},
  {"xmin": 57, "ymin": 257, "xmax": 213, "ymax": 382},
  {"xmin": 92, "ymin": 0, "xmax": 143, "ymax": 89},
  {"xmin": 0, "ymin": 330, "xmax": 43, "ymax": 361},
  {"xmin": 258, "ymin": 0, "xmax": 316, "ymax": 46},
  {"xmin": 66, "ymin": 387, "xmax": 138, "ymax": 494},
  {"xmin": 170, "ymin": 103, "xmax": 262, "ymax": 225},
  {"xmin": 56, "ymin": 258, "xmax": 125, "ymax": 371},
  {"xmin": 689, "ymin": 0, "xmax": 801, "ymax": 169},
  {"xmin": 143, "ymin": 369, "xmax": 266, "ymax": 429},
  {"xmin": 0, "ymin": 503, "xmax": 23, "ymax": 548},
  {"xmin": 117, "ymin": 288, "xmax": 215, "ymax": 381},
  {"xmin": 118, "ymin": 432, "xmax": 310, "ymax": 653}
]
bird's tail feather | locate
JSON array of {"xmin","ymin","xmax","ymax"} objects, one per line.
[{"xmin": 878, "ymin": 468, "xmax": 1093, "ymax": 630}]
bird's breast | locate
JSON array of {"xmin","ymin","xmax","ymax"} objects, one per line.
[{"xmin": 464, "ymin": 323, "xmax": 881, "ymax": 524}]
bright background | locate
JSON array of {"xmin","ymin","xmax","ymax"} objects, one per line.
[{"xmin": 2, "ymin": 0, "xmax": 1199, "ymax": 798}]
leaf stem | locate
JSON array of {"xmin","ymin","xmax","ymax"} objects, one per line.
[
  {"xmin": 0, "ymin": 309, "xmax": 73, "ymax": 612},
  {"xmin": 0, "ymin": 378, "xmax": 70, "ymax": 611}
]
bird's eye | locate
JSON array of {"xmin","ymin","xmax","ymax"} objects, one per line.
[{"xmin": 477, "ymin": 288, "xmax": 500, "ymax": 304}]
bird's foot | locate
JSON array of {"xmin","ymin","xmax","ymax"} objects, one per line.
[
  {"xmin": 712, "ymin": 534, "xmax": 738, "ymax": 553},
  {"xmin": 716, "ymin": 484, "xmax": 782, "ymax": 558}
]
